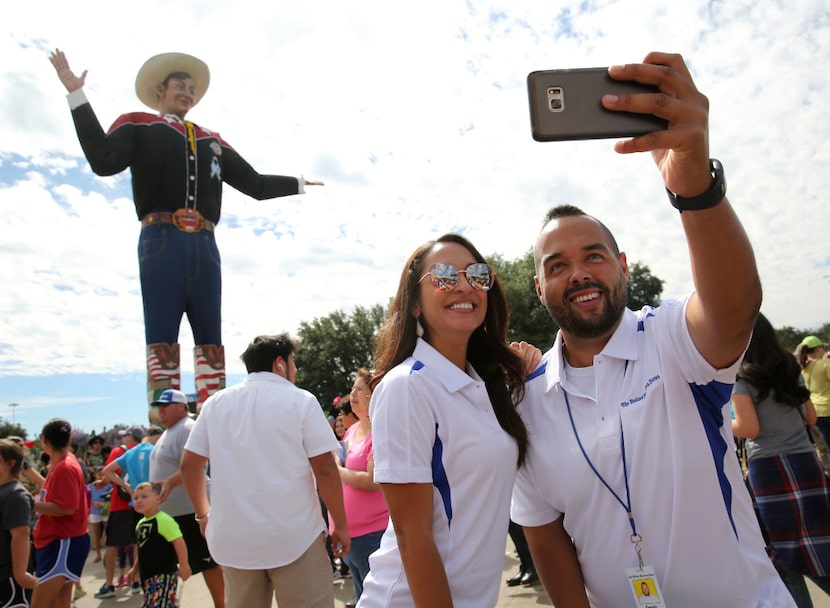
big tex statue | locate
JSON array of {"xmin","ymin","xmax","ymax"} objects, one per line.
[{"xmin": 50, "ymin": 49, "xmax": 322, "ymax": 410}]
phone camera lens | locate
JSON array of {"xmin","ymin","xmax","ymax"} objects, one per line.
[{"xmin": 550, "ymin": 99, "xmax": 562, "ymax": 111}]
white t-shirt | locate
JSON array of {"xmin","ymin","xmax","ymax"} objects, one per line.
[
  {"xmin": 184, "ymin": 372, "xmax": 338, "ymax": 569},
  {"xmin": 359, "ymin": 339, "xmax": 519, "ymax": 608},
  {"xmin": 512, "ymin": 298, "xmax": 794, "ymax": 607}
]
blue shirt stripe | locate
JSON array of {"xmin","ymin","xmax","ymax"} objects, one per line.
[
  {"xmin": 690, "ymin": 380, "xmax": 737, "ymax": 538},
  {"xmin": 431, "ymin": 423, "xmax": 452, "ymax": 527}
]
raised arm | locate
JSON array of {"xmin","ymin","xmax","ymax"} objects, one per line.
[
  {"xmin": 49, "ymin": 49, "xmax": 87, "ymax": 93},
  {"xmin": 606, "ymin": 52, "xmax": 761, "ymax": 369},
  {"xmin": 48, "ymin": 48, "xmax": 133, "ymax": 176}
]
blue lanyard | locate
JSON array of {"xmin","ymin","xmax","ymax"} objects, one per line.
[{"xmin": 564, "ymin": 389, "xmax": 644, "ymax": 563}]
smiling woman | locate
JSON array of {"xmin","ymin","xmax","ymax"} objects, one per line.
[{"xmin": 357, "ymin": 233, "xmax": 529, "ymax": 608}]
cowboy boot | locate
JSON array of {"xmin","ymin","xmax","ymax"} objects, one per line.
[
  {"xmin": 194, "ymin": 344, "xmax": 225, "ymax": 411},
  {"xmin": 146, "ymin": 343, "xmax": 181, "ymax": 404},
  {"xmin": 146, "ymin": 343, "xmax": 180, "ymax": 424}
]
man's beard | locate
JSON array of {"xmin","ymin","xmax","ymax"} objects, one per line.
[{"xmin": 545, "ymin": 279, "xmax": 627, "ymax": 339}]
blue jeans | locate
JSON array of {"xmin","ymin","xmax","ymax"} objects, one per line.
[
  {"xmin": 138, "ymin": 223, "xmax": 222, "ymax": 345},
  {"xmin": 341, "ymin": 529, "xmax": 384, "ymax": 601}
]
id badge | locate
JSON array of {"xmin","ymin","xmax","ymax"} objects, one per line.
[
  {"xmin": 172, "ymin": 208, "xmax": 205, "ymax": 233},
  {"xmin": 627, "ymin": 565, "xmax": 665, "ymax": 607}
]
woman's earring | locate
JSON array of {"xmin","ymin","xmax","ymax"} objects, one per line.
[{"xmin": 415, "ymin": 317, "xmax": 424, "ymax": 338}]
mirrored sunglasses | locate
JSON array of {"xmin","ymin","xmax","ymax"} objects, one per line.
[{"xmin": 420, "ymin": 262, "xmax": 494, "ymax": 292}]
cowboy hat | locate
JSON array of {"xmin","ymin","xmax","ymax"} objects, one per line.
[{"xmin": 135, "ymin": 52, "xmax": 210, "ymax": 111}]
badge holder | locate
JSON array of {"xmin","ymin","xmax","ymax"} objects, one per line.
[{"xmin": 627, "ymin": 563, "xmax": 666, "ymax": 607}]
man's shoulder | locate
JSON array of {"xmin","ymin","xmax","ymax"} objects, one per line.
[{"xmin": 110, "ymin": 111, "xmax": 169, "ymax": 129}]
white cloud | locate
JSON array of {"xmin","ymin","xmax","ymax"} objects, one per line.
[{"xmin": 2, "ymin": 0, "xmax": 829, "ymax": 392}]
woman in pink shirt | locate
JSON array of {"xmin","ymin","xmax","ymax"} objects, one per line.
[{"xmin": 336, "ymin": 368, "xmax": 389, "ymax": 608}]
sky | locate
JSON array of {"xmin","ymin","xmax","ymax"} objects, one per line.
[{"xmin": 2, "ymin": 0, "xmax": 829, "ymax": 438}]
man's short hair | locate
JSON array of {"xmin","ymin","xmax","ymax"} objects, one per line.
[
  {"xmin": 241, "ymin": 333, "xmax": 298, "ymax": 373},
  {"xmin": 540, "ymin": 204, "xmax": 621, "ymax": 257}
]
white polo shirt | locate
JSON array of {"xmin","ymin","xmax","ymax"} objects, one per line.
[
  {"xmin": 184, "ymin": 372, "xmax": 338, "ymax": 569},
  {"xmin": 359, "ymin": 339, "xmax": 518, "ymax": 608},
  {"xmin": 512, "ymin": 297, "xmax": 794, "ymax": 607}
]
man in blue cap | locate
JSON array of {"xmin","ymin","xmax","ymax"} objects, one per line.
[{"xmin": 150, "ymin": 389, "xmax": 224, "ymax": 607}]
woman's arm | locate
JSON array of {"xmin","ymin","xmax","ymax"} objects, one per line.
[
  {"xmin": 338, "ymin": 457, "xmax": 380, "ymax": 492},
  {"xmin": 731, "ymin": 393, "xmax": 760, "ymax": 439},
  {"xmin": 33, "ymin": 501, "xmax": 75, "ymax": 517},
  {"xmin": 804, "ymin": 399, "xmax": 818, "ymax": 426},
  {"xmin": 381, "ymin": 482, "xmax": 453, "ymax": 608},
  {"xmin": 10, "ymin": 525, "xmax": 37, "ymax": 589}
]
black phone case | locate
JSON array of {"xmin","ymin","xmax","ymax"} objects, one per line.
[{"xmin": 527, "ymin": 68, "xmax": 668, "ymax": 142}]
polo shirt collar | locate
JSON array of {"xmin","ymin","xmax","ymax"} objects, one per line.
[
  {"xmin": 412, "ymin": 338, "xmax": 483, "ymax": 394},
  {"xmin": 544, "ymin": 307, "xmax": 641, "ymax": 393}
]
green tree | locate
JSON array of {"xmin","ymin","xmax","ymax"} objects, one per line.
[
  {"xmin": 489, "ymin": 250, "xmax": 557, "ymax": 349},
  {"xmin": 775, "ymin": 326, "xmax": 803, "ymax": 353},
  {"xmin": 0, "ymin": 420, "xmax": 28, "ymax": 440},
  {"xmin": 295, "ymin": 304, "xmax": 386, "ymax": 410},
  {"xmin": 626, "ymin": 262, "xmax": 665, "ymax": 310}
]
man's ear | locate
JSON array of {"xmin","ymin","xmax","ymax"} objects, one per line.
[{"xmin": 619, "ymin": 251, "xmax": 629, "ymax": 283}]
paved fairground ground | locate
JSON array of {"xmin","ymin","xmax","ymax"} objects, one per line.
[{"xmin": 71, "ymin": 539, "xmax": 829, "ymax": 607}]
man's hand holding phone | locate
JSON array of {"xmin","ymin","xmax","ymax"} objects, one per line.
[
  {"xmin": 528, "ymin": 52, "xmax": 713, "ymax": 199},
  {"xmin": 602, "ymin": 53, "xmax": 712, "ymax": 199}
]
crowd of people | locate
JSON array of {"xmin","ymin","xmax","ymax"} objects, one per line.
[
  {"xmin": 0, "ymin": 412, "xmax": 225, "ymax": 608},
  {"xmin": 2, "ymin": 41, "xmax": 826, "ymax": 608}
]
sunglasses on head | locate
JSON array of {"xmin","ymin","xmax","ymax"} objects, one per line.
[{"xmin": 420, "ymin": 262, "xmax": 494, "ymax": 292}]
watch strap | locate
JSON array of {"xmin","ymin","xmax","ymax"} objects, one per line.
[{"xmin": 666, "ymin": 159, "xmax": 726, "ymax": 212}]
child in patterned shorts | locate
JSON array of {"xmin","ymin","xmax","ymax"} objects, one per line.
[{"xmin": 128, "ymin": 482, "xmax": 191, "ymax": 607}]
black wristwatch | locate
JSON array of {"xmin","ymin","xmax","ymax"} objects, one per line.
[{"xmin": 666, "ymin": 159, "xmax": 726, "ymax": 212}]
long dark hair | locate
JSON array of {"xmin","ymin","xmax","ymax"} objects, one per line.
[
  {"xmin": 372, "ymin": 233, "xmax": 529, "ymax": 466},
  {"xmin": 738, "ymin": 313, "xmax": 810, "ymax": 407}
]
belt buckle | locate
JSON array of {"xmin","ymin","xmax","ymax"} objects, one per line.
[{"xmin": 172, "ymin": 208, "xmax": 205, "ymax": 233}]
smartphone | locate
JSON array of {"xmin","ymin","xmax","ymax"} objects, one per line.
[{"xmin": 527, "ymin": 67, "xmax": 668, "ymax": 142}]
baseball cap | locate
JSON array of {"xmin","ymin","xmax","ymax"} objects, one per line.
[
  {"xmin": 152, "ymin": 389, "xmax": 189, "ymax": 407},
  {"xmin": 801, "ymin": 336, "xmax": 826, "ymax": 350},
  {"xmin": 146, "ymin": 425, "xmax": 164, "ymax": 437},
  {"xmin": 120, "ymin": 426, "xmax": 145, "ymax": 441}
]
